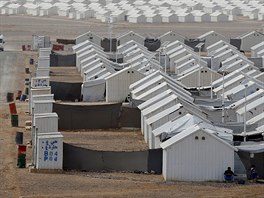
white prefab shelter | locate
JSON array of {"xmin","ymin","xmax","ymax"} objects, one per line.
[
  {"xmin": 158, "ymin": 31, "xmax": 185, "ymax": 44},
  {"xmin": 192, "ymin": 11, "xmax": 210, "ymax": 22},
  {"xmin": 105, "ymin": 67, "xmax": 146, "ymax": 102},
  {"xmin": 177, "ymin": 66, "xmax": 222, "ymax": 88},
  {"xmin": 161, "ymin": 125, "xmax": 237, "ymax": 182},
  {"xmin": 36, "ymin": 133, "xmax": 63, "ymax": 169},
  {"xmin": 6, "ymin": 3, "xmax": 25, "ymax": 15},
  {"xmin": 161, "ymin": 13, "xmax": 178, "ymax": 23},
  {"xmin": 116, "ymin": 31, "xmax": 145, "ymax": 46},
  {"xmin": 251, "ymin": 41, "xmax": 264, "ymax": 58},
  {"xmin": 145, "ymin": 13, "xmax": 162, "ymax": 23},
  {"xmin": 34, "ymin": 113, "xmax": 58, "ymax": 134},
  {"xmin": 33, "ymin": 100, "xmax": 54, "ymax": 114},
  {"xmin": 75, "ymin": 31, "xmax": 102, "ymax": 46},
  {"xmin": 210, "ymin": 12, "xmax": 229, "ymax": 22},
  {"xmin": 236, "ymin": 97, "xmax": 264, "ymax": 123},
  {"xmin": 81, "ymin": 79, "xmax": 106, "ymax": 102},
  {"xmin": 30, "ymin": 88, "xmax": 52, "ymax": 113},
  {"xmin": 177, "ymin": 12, "xmax": 194, "ymax": 22},
  {"xmin": 128, "ymin": 14, "xmax": 146, "ymax": 23},
  {"xmin": 237, "ymin": 31, "xmax": 264, "ymax": 52},
  {"xmin": 198, "ymin": 31, "xmax": 228, "ymax": 50},
  {"xmin": 37, "ymin": 56, "xmax": 50, "ymax": 68}
]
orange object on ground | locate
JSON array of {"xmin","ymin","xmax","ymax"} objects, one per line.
[{"xmin": 9, "ymin": 102, "xmax": 17, "ymax": 115}]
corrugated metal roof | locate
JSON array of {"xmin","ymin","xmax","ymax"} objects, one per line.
[
  {"xmin": 131, "ymin": 75, "xmax": 163, "ymax": 95},
  {"xmin": 229, "ymin": 89, "xmax": 264, "ymax": 109},
  {"xmin": 135, "ymin": 82, "xmax": 168, "ymax": 100},
  {"xmin": 142, "ymin": 94, "xmax": 177, "ymax": 116},
  {"xmin": 237, "ymin": 96, "xmax": 264, "ymax": 115},
  {"xmin": 129, "ymin": 70, "xmax": 159, "ymax": 90},
  {"xmin": 246, "ymin": 111, "xmax": 264, "ymax": 125},
  {"xmin": 160, "ymin": 125, "xmax": 237, "ymax": 151},
  {"xmin": 138, "ymin": 90, "xmax": 172, "ymax": 110},
  {"xmin": 213, "ymin": 70, "xmax": 257, "ymax": 93},
  {"xmin": 146, "ymin": 103, "xmax": 182, "ymax": 125}
]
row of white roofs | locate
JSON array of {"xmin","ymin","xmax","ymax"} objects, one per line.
[{"xmin": 2, "ymin": 0, "xmax": 264, "ymax": 22}]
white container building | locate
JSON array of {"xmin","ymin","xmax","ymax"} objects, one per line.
[
  {"xmin": 116, "ymin": 31, "xmax": 145, "ymax": 46},
  {"xmin": 210, "ymin": 12, "xmax": 229, "ymax": 22},
  {"xmin": 29, "ymin": 87, "xmax": 52, "ymax": 113},
  {"xmin": 161, "ymin": 125, "xmax": 237, "ymax": 181},
  {"xmin": 158, "ymin": 31, "xmax": 185, "ymax": 44},
  {"xmin": 177, "ymin": 66, "xmax": 222, "ymax": 89},
  {"xmin": 128, "ymin": 14, "xmax": 146, "ymax": 23},
  {"xmin": 82, "ymin": 79, "xmax": 106, "ymax": 102},
  {"xmin": 31, "ymin": 77, "xmax": 50, "ymax": 88},
  {"xmin": 37, "ymin": 56, "xmax": 50, "ymax": 68},
  {"xmin": 105, "ymin": 67, "xmax": 146, "ymax": 102},
  {"xmin": 177, "ymin": 12, "xmax": 194, "ymax": 22},
  {"xmin": 36, "ymin": 133, "xmax": 63, "ymax": 169},
  {"xmin": 75, "ymin": 31, "xmax": 102, "ymax": 46},
  {"xmin": 237, "ymin": 31, "xmax": 264, "ymax": 52},
  {"xmin": 33, "ymin": 100, "xmax": 54, "ymax": 114}
]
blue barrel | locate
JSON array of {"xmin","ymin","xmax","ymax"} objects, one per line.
[{"xmin": 29, "ymin": 58, "xmax": 34, "ymax": 65}]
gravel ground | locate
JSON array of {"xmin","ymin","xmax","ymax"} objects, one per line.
[{"xmin": 1, "ymin": 15, "xmax": 264, "ymax": 197}]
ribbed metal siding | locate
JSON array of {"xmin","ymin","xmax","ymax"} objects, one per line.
[
  {"xmin": 106, "ymin": 69, "xmax": 145, "ymax": 102},
  {"xmin": 33, "ymin": 101, "xmax": 53, "ymax": 114},
  {"xmin": 148, "ymin": 108, "xmax": 187, "ymax": 149},
  {"xmin": 180, "ymin": 69, "xmax": 221, "ymax": 88},
  {"xmin": 163, "ymin": 131, "xmax": 234, "ymax": 181},
  {"xmin": 36, "ymin": 134, "xmax": 63, "ymax": 169},
  {"xmin": 35, "ymin": 115, "xmax": 58, "ymax": 133}
]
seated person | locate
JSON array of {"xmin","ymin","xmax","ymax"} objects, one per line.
[
  {"xmin": 250, "ymin": 165, "xmax": 258, "ymax": 180},
  {"xmin": 224, "ymin": 167, "xmax": 235, "ymax": 182}
]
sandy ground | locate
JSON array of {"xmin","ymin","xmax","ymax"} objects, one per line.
[
  {"xmin": 1, "ymin": 15, "xmax": 264, "ymax": 197},
  {"xmin": 1, "ymin": 15, "xmax": 264, "ymax": 50}
]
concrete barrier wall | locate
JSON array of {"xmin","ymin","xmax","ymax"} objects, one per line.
[
  {"xmin": 50, "ymin": 54, "xmax": 76, "ymax": 67},
  {"xmin": 50, "ymin": 81, "xmax": 82, "ymax": 101},
  {"xmin": 53, "ymin": 103, "xmax": 141, "ymax": 130},
  {"xmin": 63, "ymin": 143, "xmax": 162, "ymax": 173}
]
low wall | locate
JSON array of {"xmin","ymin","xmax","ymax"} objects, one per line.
[
  {"xmin": 53, "ymin": 103, "xmax": 141, "ymax": 130},
  {"xmin": 50, "ymin": 81, "xmax": 82, "ymax": 101},
  {"xmin": 54, "ymin": 102, "xmax": 122, "ymax": 129},
  {"xmin": 50, "ymin": 54, "xmax": 76, "ymax": 67},
  {"xmin": 120, "ymin": 106, "xmax": 141, "ymax": 128},
  {"xmin": 63, "ymin": 143, "xmax": 162, "ymax": 173}
]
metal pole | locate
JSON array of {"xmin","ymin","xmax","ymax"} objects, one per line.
[
  {"xmin": 210, "ymin": 56, "xmax": 213, "ymax": 99},
  {"xmin": 198, "ymin": 47, "xmax": 201, "ymax": 93},
  {"xmin": 243, "ymin": 84, "xmax": 248, "ymax": 142},
  {"xmin": 164, "ymin": 47, "xmax": 167, "ymax": 74},
  {"xmin": 221, "ymin": 72, "xmax": 225, "ymax": 123}
]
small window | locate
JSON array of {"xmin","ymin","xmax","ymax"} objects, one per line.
[
  {"xmin": 179, "ymin": 112, "xmax": 182, "ymax": 115},
  {"xmin": 195, "ymin": 136, "xmax": 199, "ymax": 140},
  {"xmin": 205, "ymin": 71, "xmax": 207, "ymax": 73},
  {"xmin": 201, "ymin": 71, "xmax": 204, "ymax": 73},
  {"xmin": 202, "ymin": 136, "xmax": 205, "ymax": 140},
  {"xmin": 131, "ymin": 71, "xmax": 134, "ymax": 73},
  {"xmin": 127, "ymin": 71, "xmax": 130, "ymax": 73},
  {"xmin": 89, "ymin": 37, "xmax": 93, "ymax": 40}
]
